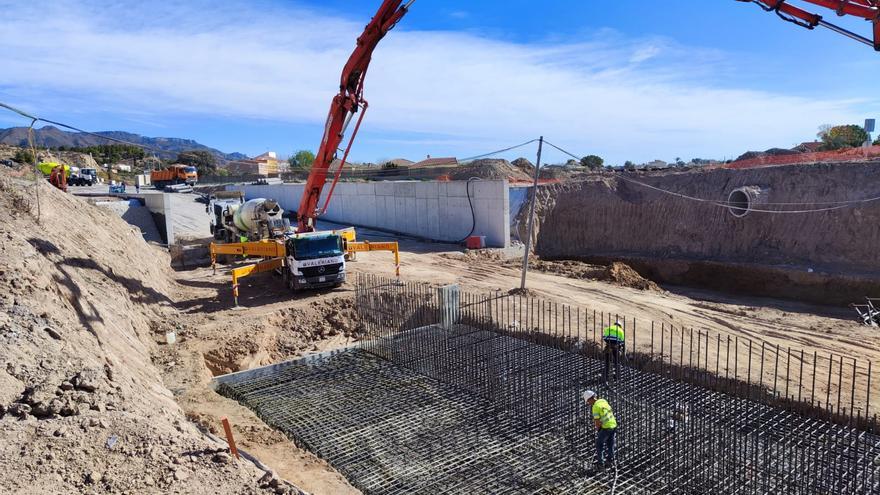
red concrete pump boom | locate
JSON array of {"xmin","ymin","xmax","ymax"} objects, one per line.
[
  {"xmin": 297, "ymin": 0, "xmax": 414, "ymax": 232},
  {"xmin": 738, "ymin": 0, "xmax": 880, "ymax": 50}
]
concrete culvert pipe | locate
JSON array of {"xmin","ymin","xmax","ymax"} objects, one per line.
[{"xmin": 727, "ymin": 186, "xmax": 766, "ymax": 218}]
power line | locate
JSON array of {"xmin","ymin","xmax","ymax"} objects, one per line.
[
  {"xmin": 541, "ymin": 138, "xmax": 880, "ymax": 214},
  {"xmin": 459, "ymin": 139, "xmax": 539, "ymax": 162}
]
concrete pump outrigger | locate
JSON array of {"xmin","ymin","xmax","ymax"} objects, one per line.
[{"xmin": 210, "ymin": 238, "xmax": 400, "ymax": 307}]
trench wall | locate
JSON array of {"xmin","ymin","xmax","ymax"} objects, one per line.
[
  {"xmin": 230, "ymin": 180, "xmax": 510, "ymax": 247},
  {"xmin": 111, "ymin": 192, "xmax": 174, "ymax": 244},
  {"xmin": 532, "ymin": 162, "xmax": 880, "ymax": 304}
]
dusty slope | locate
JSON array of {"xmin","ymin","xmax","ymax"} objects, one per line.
[
  {"xmin": 160, "ymin": 266, "xmax": 364, "ymax": 495},
  {"xmin": 0, "ymin": 174, "xmax": 287, "ymax": 494}
]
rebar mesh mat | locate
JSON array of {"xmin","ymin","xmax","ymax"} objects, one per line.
[{"xmin": 217, "ymin": 325, "xmax": 880, "ymax": 494}]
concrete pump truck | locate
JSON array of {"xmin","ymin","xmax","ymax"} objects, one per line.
[{"xmin": 209, "ymin": 0, "xmax": 413, "ymax": 304}]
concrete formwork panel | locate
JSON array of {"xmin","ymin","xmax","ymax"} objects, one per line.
[{"xmin": 230, "ymin": 180, "xmax": 510, "ymax": 247}]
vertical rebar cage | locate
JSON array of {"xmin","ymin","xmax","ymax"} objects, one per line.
[
  {"xmin": 218, "ymin": 275, "xmax": 880, "ymax": 494},
  {"xmin": 352, "ymin": 274, "xmax": 880, "ymax": 494}
]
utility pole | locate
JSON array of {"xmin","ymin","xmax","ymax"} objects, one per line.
[{"xmin": 520, "ymin": 136, "xmax": 543, "ymax": 290}]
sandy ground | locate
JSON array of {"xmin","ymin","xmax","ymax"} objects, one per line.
[
  {"xmin": 44, "ymin": 177, "xmax": 880, "ymax": 493},
  {"xmin": 162, "ymin": 226, "xmax": 880, "ymax": 495}
]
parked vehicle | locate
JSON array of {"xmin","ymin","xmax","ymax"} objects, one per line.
[{"xmin": 151, "ymin": 165, "xmax": 197, "ymax": 189}]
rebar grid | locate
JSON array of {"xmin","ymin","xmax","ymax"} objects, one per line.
[{"xmin": 216, "ymin": 275, "xmax": 880, "ymax": 494}]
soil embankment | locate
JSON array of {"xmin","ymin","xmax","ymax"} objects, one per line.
[
  {"xmin": 0, "ymin": 173, "xmax": 292, "ymax": 493},
  {"xmin": 527, "ymin": 162, "xmax": 880, "ymax": 305}
]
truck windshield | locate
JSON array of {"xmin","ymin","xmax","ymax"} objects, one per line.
[
  {"xmin": 184, "ymin": 166, "xmax": 197, "ymax": 174},
  {"xmin": 292, "ymin": 236, "xmax": 343, "ymax": 260}
]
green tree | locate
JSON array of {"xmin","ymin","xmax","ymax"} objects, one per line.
[
  {"xmin": 289, "ymin": 150, "xmax": 316, "ymax": 170},
  {"xmin": 874, "ymin": 135, "xmax": 880, "ymax": 146},
  {"xmin": 580, "ymin": 155, "xmax": 604, "ymax": 170},
  {"xmin": 176, "ymin": 150, "xmax": 217, "ymax": 176},
  {"xmin": 623, "ymin": 160, "xmax": 635, "ymax": 170},
  {"xmin": 14, "ymin": 149, "xmax": 34, "ymax": 164},
  {"xmin": 817, "ymin": 125, "xmax": 869, "ymax": 150}
]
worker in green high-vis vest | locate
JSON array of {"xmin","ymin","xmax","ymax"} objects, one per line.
[
  {"xmin": 602, "ymin": 319, "xmax": 625, "ymax": 384},
  {"xmin": 583, "ymin": 390, "xmax": 618, "ymax": 472}
]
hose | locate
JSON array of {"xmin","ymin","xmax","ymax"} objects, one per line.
[{"xmin": 455, "ymin": 177, "xmax": 481, "ymax": 244}]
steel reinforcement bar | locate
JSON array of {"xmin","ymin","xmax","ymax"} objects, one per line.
[
  {"xmin": 351, "ymin": 273, "xmax": 880, "ymax": 493},
  {"xmin": 216, "ymin": 274, "xmax": 880, "ymax": 494}
]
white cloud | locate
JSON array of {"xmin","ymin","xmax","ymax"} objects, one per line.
[{"xmin": 0, "ymin": 0, "xmax": 874, "ymax": 163}]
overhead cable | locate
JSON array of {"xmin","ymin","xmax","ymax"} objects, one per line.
[{"xmin": 541, "ymin": 138, "xmax": 880, "ymax": 214}]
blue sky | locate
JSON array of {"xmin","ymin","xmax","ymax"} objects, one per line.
[{"xmin": 1, "ymin": 0, "xmax": 878, "ymax": 164}]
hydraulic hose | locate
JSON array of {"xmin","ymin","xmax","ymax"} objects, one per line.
[{"xmin": 455, "ymin": 177, "xmax": 481, "ymax": 244}]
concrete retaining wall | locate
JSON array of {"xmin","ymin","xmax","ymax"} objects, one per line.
[
  {"xmin": 128, "ymin": 193, "xmax": 174, "ymax": 244},
  {"xmin": 229, "ymin": 180, "xmax": 510, "ymax": 247}
]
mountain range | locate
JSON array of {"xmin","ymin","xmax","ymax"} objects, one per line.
[{"xmin": 0, "ymin": 126, "xmax": 248, "ymax": 162}]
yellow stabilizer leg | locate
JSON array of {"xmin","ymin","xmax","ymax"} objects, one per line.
[
  {"xmin": 347, "ymin": 241, "xmax": 400, "ymax": 278},
  {"xmin": 230, "ymin": 257, "xmax": 284, "ymax": 306}
]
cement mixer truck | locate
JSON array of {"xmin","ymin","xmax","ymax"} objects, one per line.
[{"xmin": 208, "ymin": 192, "xmax": 289, "ymax": 243}]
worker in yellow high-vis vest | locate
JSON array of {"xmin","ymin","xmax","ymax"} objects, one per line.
[
  {"xmin": 602, "ymin": 319, "xmax": 625, "ymax": 383},
  {"xmin": 583, "ymin": 390, "xmax": 618, "ymax": 472}
]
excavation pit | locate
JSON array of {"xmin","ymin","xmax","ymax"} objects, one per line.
[{"xmin": 215, "ymin": 277, "xmax": 880, "ymax": 494}]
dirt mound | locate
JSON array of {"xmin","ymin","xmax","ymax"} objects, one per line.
[
  {"xmin": 520, "ymin": 257, "xmax": 662, "ymax": 292},
  {"xmin": 203, "ymin": 297, "xmax": 363, "ymax": 376},
  {"xmin": 511, "ymin": 157, "xmax": 535, "ymax": 175},
  {"xmin": 601, "ymin": 262, "xmax": 661, "ymax": 291},
  {"xmin": 0, "ymin": 172, "xmax": 282, "ymax": 493},
  {"xmin": 451, "ymin": 159, "xmax": 532, "ymax": 181},
  {"xmin": 734, "ymin": 147, "xmax": 801, "ymax": 162}
]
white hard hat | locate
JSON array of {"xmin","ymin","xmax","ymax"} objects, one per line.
[
  {"xmin": 582, "ymin": 390, "xmax": 596, "ymax": 402},
  {"xmin": 615, "ymin": 319, "xmax": 622, "ymax": 326}
]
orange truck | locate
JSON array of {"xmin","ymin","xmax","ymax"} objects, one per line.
[{"xmin": 150, "ymin": 165, "xmax": 198, "ymax": 189}]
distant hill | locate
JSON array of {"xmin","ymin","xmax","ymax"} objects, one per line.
[{"xmin": 0, "ymin": 126, "xmax": 248, "ymax": 162}]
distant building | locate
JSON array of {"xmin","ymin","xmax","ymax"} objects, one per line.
[
  {"xmin": 642, "ymin": 160, "xmax": 668, "ymax": 170},
  {"xmin": 386, "ymin": 158, "xmax": 414, "ymax": 167},
  {"xmin": 115, "ymin": 164, "xmax": 132, "ymax": 172},
  {"xmin": 254, "ymin": 151, "xmax": 279, "ymax": 176},
  {"xmin": 226, "ymin": 151, "xmax": 279, "ymax": 177},
  {"xmin": 796, "ymin": 141, "xmax": 823, "ymax": 153}
]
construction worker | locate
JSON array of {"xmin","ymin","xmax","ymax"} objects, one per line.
[
  {"xmin": 583, "ymin": 390, "xmax": 618, "ymax": 471},
  {"xmin": 602, "ymin": 319, "xmax": 625, "ymax": 383}
]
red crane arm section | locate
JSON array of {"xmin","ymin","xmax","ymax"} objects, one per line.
[
  {"xmin": 297, "ymin": 0, "xmax": 413, "ymax": 232},
  {"xmin": 740, "ymin": 1, "xmax": 880, "ymax": 49}
]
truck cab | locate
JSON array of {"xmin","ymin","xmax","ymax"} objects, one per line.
[
  {"xmin": 283, "ymin": 232, "xmax": 346, "ymax": 290},
  {"xmin": 68, "ymin": 167, "xmax": 97, "ymax": 186}
]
